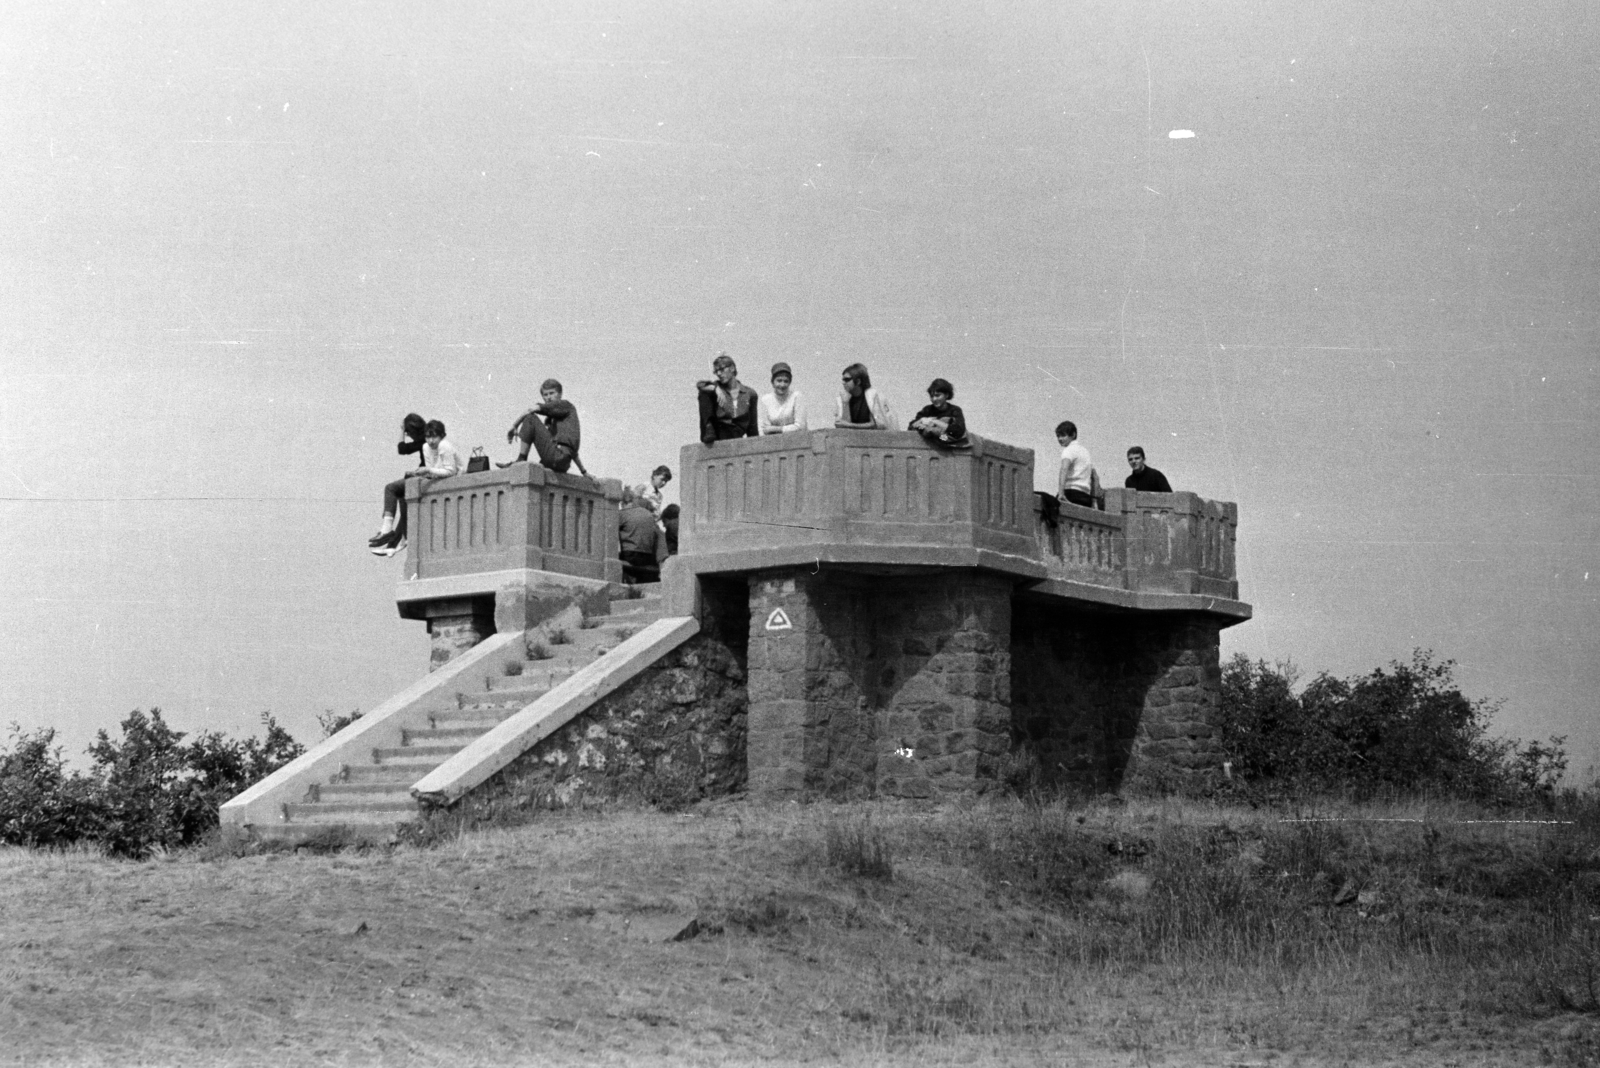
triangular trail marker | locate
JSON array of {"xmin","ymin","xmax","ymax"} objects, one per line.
[{"xmin": 765, "ymin": 608, "xmax": 793, "ymax": 631}]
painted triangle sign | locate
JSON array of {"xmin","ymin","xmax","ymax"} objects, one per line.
[{"xmin": 764, "ymin": 608, "xmax": 793, "ymax": 631}]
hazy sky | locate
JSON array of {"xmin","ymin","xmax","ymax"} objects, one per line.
[{"xmin": 3, "ymin": 1, "xmax": 1596, "ymax": 772}]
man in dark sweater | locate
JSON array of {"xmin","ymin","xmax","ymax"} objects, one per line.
[
  {"xmin": 908, "ymin": 377, "xmax": 970, "ymax": 448},
  {"xmin": 696, "ymin": 352, "xmax": 759, "ymax": 443},
  {"xmin": 618, "ymin": 487, "xmax": 661, "ymax": 582},
  {"xmin": 501, "ymin": 379, "xmax": 581, "ymax": 472},
  {"xmin": 1123, "ymin": 446, "xmax": 1174, "ymax": 492}
]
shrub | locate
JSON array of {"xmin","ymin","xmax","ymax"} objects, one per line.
[
  {"xmin": 0, "ymin": 709, "xmax": 304, "ymax": 858},
  {"xmin": 526, "ymin": 641, "xmax": 553, "ymax": 661},
  {"xmin": 547, "ymin": 628, "xmax": 572, "ymax": 646},
  {"xmin": 0, "ymin": 726, "xmax": 96, "ymax": 849},
  {"xmin": 1218, "ymin": 650, "xmax": 1566, "ymax": 803}
]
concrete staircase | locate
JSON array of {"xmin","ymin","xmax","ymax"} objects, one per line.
[{"xmin": 263, "ymin": 588, "xmax": 670, "ymax": 843}]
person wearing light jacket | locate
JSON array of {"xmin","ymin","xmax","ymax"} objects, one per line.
[{"xmin": 833, "ymin": 362, "xmax": 893, "ymax": 429}]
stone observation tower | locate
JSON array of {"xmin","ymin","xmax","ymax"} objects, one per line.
[{"xmin": 223, "ymin": 430, "xmax": 1248, "ymax": 840}]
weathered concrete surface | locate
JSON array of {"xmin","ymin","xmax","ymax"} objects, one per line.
[
  {"xmin": 402, "ymin": 464, "xmax": 624, "ymax": 585},
  {"xmin": 676, "ymin": 430, "xmax": 1249, "ymax": 623}
]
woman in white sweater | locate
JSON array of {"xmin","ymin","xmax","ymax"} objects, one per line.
[{"xmin": 758, "ymin": 361, "xmax": 808, "ymax": 434}]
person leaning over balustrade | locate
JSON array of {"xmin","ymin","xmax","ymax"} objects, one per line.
[
  {"xmin": 757, "ymin": 361, "xmax": 808, "ymax": 434},
  {"xmin": 833, "ymin": 362, "xmax": 893, "ymax": 429},
  {"xmin": 500, "ymin": 378, "xmax": 581, "ymax": 472},
  {"xmin": 908, "ymin": 377, "xmax": 970, "ymax": 448},
  {"xmin": 370, "ymin": 418, "xmax": 460, "ymax": 557},
  {"xmin": 1123, "ymin": 445, "xmax": 1174, "ymax": 492},
  {"xmin": 696, "ymin": 352, "xmax": 759, "ymax": 444}
]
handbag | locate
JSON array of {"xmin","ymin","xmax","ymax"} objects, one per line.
[{"xmin": 466, "ymin": 447, "xmax": 490, "ymax": 474}]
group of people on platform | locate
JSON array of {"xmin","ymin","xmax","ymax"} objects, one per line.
[
  {"xmin": 366, "ymin": 356, "xmax": 1178, "ymax": 562},
  {"xmin": 694, "ymin": 352, "xmax": 966, "ymax": 448},
  {"xmin": 693, "ymin": 351, "xmax": 1175, "ymax": 513}
]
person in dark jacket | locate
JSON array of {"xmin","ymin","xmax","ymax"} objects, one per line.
[
  {"xmin": 369, "ymin": 413, "xmax": 426, "ymax": 553},
  {"xmin": 908, "ymin": 377, "xmax": 970, "ymax": 448},
  {"xmin": 618, "ymin": 486, "xmax": 661, "ymax": 582},
  {"xmin": 1123, "ymin": 446, "xmax": 1173, "ymax": 492},
  {"xmin": 501, "ymin": 379, "xmax": 581, "ymax": 472},
  {"xmin": 696, "ymin": 353, "xmax": 759, "ymax": 443},
  {"xmin": 660, "ymin": 503, "xmax": 680, "ymax": 555}
]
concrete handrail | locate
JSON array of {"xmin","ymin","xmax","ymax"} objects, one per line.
[{"xmin": 220, "ymin": 630, "xmax": 525, "ymax": 829}]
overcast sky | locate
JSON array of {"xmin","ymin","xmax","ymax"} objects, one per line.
[{"xmin": 3, "ymin": 0, "xmax": 1596, "ymax": 773}]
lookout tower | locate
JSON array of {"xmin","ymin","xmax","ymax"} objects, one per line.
[{"xmin": 223, "ymin": 430, "xmax": 1248, "ymax": 839}]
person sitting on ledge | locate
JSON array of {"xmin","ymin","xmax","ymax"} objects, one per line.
[
  {"xmin": 908, "ymin": 377, "xmax": 971, "ymax": 448},
  {"xmin": 1055, "ymin": 419, "xmax": 1097, "ymax": 510},
  {"xmin": 1124, "ymin": 445, "xmax": 1173, "ymax": 492},
  {"xmin": 371, "ymin": 418, "xmax": 460, "ymax": 557},
  {"xmin": 618, "ymin": 486, "xmax": 661, "ymax": 582},
  {"xmin": 833, "ymin": 362, "xmax": 893, "ymax": 429},
  {"xmin": 696, "ymin": 352, "xmax": 759, "ymax": 444},
  {"xmin": 500, "ymin": 378, "xmax": 581, "ymax": 472},
  {"xmin": 758, "ymin": 361, "xmax": 808, "ymax": 434}
]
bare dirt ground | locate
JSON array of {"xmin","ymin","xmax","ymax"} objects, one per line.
[{"xmin": 2, "ymin": 797, "xmax": 1597, "ymax": 1067}]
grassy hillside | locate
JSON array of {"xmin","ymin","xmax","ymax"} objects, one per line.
[{"xmin": 3, "ymin": 796, "xmax": 1599, "ymax": 1066}]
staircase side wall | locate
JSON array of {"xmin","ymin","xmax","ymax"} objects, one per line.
[{"xmin": 418, "ymin": 582, "xmax": 749, "ymax": 830}]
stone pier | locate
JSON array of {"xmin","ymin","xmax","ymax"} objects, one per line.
[{"xmin": 673, "ymin": 429, "xmax": 1250, "ymax": 798}]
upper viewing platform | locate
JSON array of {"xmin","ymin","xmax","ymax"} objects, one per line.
[
  {"xmin": 675, "ymin": 430, "xmax": 1246, "ymax": 621},
  {"xmin": 394, "ymin": 429, "xmax": 1248, "ymax": 625}
]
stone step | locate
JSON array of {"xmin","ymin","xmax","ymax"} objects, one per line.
[
  {"xmin": 401, "ymin": 725, "xmax": 493, "ymax": 745},
  {"xmin": 318, "ymin": 781, "xmax": 412, "ymax": 800},
  {"xmin": 341, "ymin": 763, "xmax": 427, "ymax": 784},
  {"xmin": 486, "ymin": 673, "xmax": 570, "ymax": 695},
  {"xmin": 373, "ymin": 744, "xmax": 461, "ymax": 763},
  {"xmin": 604, "ymin": 597, "xmax": 665, "ymax": 619},
  {"xmin": 454, "ymin": 695, "xmax": 539, "ymax": 715},
  {"xmin": 430, "ymin": 708, "xmax": 518, "ymax": 730},
  {"xmin": 285, "ymin": 798, "xmax": 418, "ymax": 821}
]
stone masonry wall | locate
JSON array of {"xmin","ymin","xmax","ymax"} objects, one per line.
[
  {"xmin": 746, "ymin": 569, "xmax": 1012, "ymax": 800},
  {"xmin": 1010, "ymin": 604, "xmax": 1224, "ymax": 793},
  {"xmin": 1125, "ymin": 615, "xmax": 1225, "ymax": 791},
  {"xmin": 427, "ymin": 598, "xmax": 496, "ymax": 672}
]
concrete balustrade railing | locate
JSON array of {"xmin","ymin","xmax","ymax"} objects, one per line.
[
  {"xmin": 1033, "ymin": 496, "xmax": 1127, "ymax": 588},
  {"xmin": 681, "ymin": 430, "xmax": 1040, "ymax": 574},
  {"xmin": 675, "ymin": 431, "xmax": 1242, "ymax": 613},
  {"xmin": 402, "ymin": 463, "xmax": 624, "ymax": 584},
  {"xmin": 1104, "ymin": 488, "xmax": 1239, "ymax": 599}
]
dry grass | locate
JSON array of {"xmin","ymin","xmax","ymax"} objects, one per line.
[{"xmin": 2, "ymin": 797, "xmax": 1598, "ymax": 1067}]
